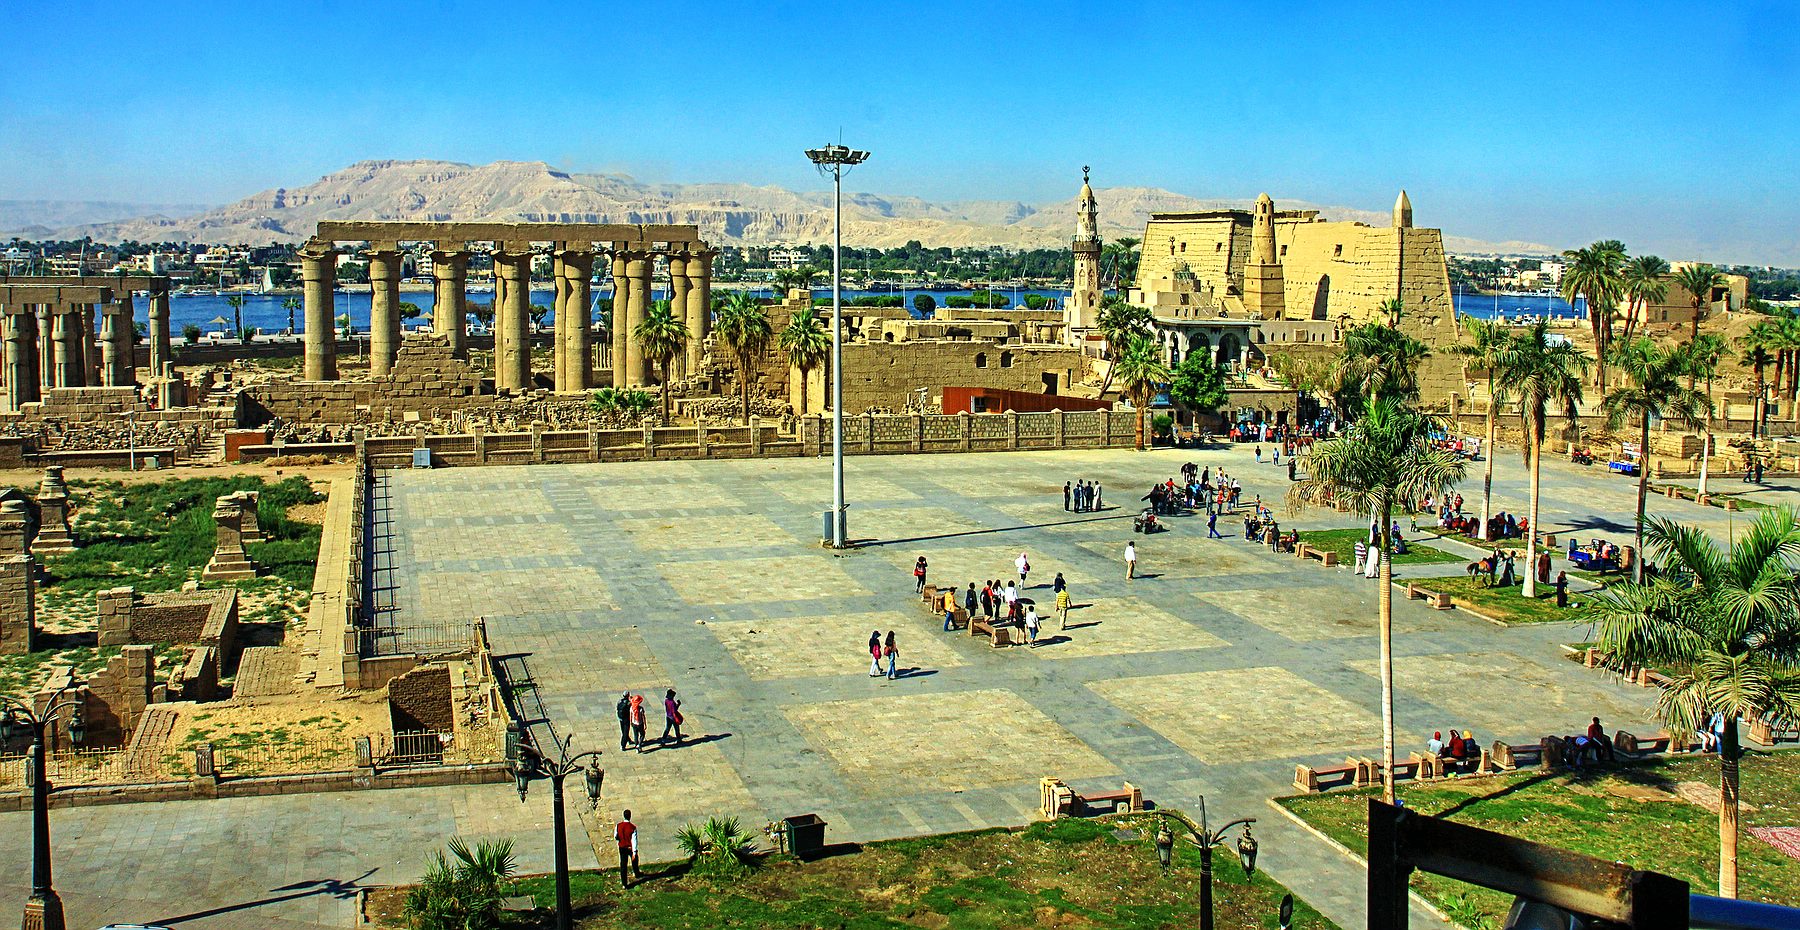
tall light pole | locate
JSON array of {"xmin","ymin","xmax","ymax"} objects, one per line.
[
  {"xmin": 805, "ymin": 143, "xmax": 870, "ymax": 549},
  {"xmin": 508, "ymin": 723, "xmax": 604, "ymax": 930},
  {"xmin": 3, "ymin": 682, "xmax": 86, "ymax": 930},
  {"xmin": 1149, "ymin": 799, "xmax": 1257, "ymax": 930}
]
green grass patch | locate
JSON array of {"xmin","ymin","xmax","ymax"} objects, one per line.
[
  {"xmin": 1278, "ymin": 752, "xmax": 1800, "ymax": 929},
  {"xmin": 1423, "ymin": 574, "xmax": 1602, "ymax": 624},
  {"xmin": 1299, "ymin": 528, "xmax": 1464, "ymax": 566},
  {"xmin": 369, "ymin": 813, "xmax": 1339, "ymax": 930}
]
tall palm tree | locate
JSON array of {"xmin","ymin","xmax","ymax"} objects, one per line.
[
  {"xmin": 1673, "ymin": 263, "xmax": 1725, "ymax": 346},
  {"xmin": 1450, "ymin": 317, "xmax": 1511, "ymax": 540},
  {"xmin": 1740, "ymin": 327, "xmax": 1777, "ymax": 439},
  {"xmin": 1687, "ymin": 334, "xmax": 1727, "ymax": 497},
  {"xmin": 281, "ymin": 296, "xmax": 302, "ymax": 335},
  {"xmin": 1620, "ymin": 254, "xmax": 1670, "ymax": 345},
  {"xmin": 1289, "ymin": 399, "xmax": 1466, "ymax": 803},
  {"xmin": 1560, "ymin": 242, "xmax": 1625, "ymax": 390},
  {"xmin": 1586, "ymin": 508, "xmax": 1800, "ymax": 899},
  {"xmin": 1102, "ymin": 237, "xmax": 1141, "ymax": 293},
  {"xmin": 716, "ymin": 291, "xmax": 773, "ymax": 423},
  {"xmin": 780, "ymin": 307, "xmax": 829, "ymax": 415},
  {"xmin": 1111, "ymin": 333, "xmax": 1171, "ymax": 451},
  {"xmin": 1601, "ymin": 338, "xmax": 1710, "ymax": 583},
  {"xmin": 1495, "ymin": 320, "xmax": 1588, "ymax": 597},
  {"xmin": 1096, "ymin": 302, "xmax": 1153, "ymax": 394},
  {"xmin": 1337, "ymin": 321, "xmax": 1430, "ymax": 403},
  {"xmin": 225, "ymin": 294, "xmax": 246, "ymax": 342},
  {"xmin": 632, "ymin": 299, "xmax": 689, "ymax": 423}
]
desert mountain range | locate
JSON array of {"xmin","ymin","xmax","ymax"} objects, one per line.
[{"xmin": 3, "ymin": 159, "xmax": 1554, "ymax": 256}]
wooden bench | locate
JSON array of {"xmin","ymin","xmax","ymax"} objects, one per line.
[
  {"xmin": 1293, "ymin": 762, "xmax": 1358, "ymax": 793},
  {"xmin": 1405, "ymin": 582, "xmax": 1453, "ymax": 609},
  {"xmin": 1295, "ymin": 543, "xmax": 1339, "ymax": 567},
  {"xmin": 1040, "ymin": 777, "xmax": 1142, "ymax": 818},
  {"xmin": 970, "ymin": 618, "xmax": 1015, "ymax": 647}
]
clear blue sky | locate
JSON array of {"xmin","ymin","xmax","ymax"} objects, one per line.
[{"xmin": 3, "ymin": 1, "xmax": 1796, "ymax": 264}]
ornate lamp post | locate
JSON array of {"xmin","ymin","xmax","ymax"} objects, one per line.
[
  {"xmin": 1149, "ymin": 800, "xmax": 1257, "ymax": 930},
  {"xmin": 508, "ymin": 724, "xmax": 603, "ymax": 930},
  {"xmin": 2, "ymin": 682, "xmax": 86, "ymax": 930},
  {"xmin": 804, "ymin": 142, "xmax": 870, "ymax": 549}
]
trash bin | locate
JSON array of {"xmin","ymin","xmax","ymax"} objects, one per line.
[
  {"xmin": 411, "ymin": 448, "xmax": 432, "ymax": 469},
  {"xmin": 783, "ymin": 813, "xmax": 827, "ymax": 859}
]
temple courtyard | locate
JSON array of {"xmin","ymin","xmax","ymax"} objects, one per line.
[{"xmin": 3, "ymin": 445, "xmax": 1783, "ymax": 929}]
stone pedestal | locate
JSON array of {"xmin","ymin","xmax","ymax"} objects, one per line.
[
  {"xmin": 97, "ymin": 586, "xmax": 134, "ymax": 647},
  {"xmin": 0, "ymin": 553, "xmax": 37, "ymax": 654},
  {"xmin": 0, "ymin": 500, "xmax": 29, "ymax": 555},
  {"xmin": 234, "ymin": 491, "xmax": 264, "ymax": 542},
  {"xmin": 21, "ymin": 889, "xmax": 66, "ymax": 930},
  {"xmin": 201, "ymin": 497, "xmax": 257, "ymax": 581},
  {"xmin": 34, "ymin": 467, "xmax": 74, "ymax": 553}
]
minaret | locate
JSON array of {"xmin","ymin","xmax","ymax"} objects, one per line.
[
  {"xmin": 1242, "ymin": 192, "xmax": 1286, "ymax": 319},
  {"xmin": 1393, "ymin": 189, "xmax": 1413, "ymax": 228},
  {"xmin": 1068, "ymin": 166, "xmax": 1103, "ymax": 335}
]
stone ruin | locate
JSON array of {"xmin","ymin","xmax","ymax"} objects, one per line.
[
  {"xmin": 201, "ymin": 494, "xmax": 258, "ymax": 581},
  {"xmin": 98, "ymin": 585, "xmax": 240, "ymax": 703},
  {"xmin": 33, "ymin": 465, "xmax": 74, "ymax": 552}
]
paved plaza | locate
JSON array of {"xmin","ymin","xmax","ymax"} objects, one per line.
[{"xmin": 4, "ymin": 446, "xmax": 1777, "ymax": 929}]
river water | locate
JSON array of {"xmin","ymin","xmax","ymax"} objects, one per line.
[{"xmin": 153, "ymin": 287, "xmax": 1583, "ymax": 335}]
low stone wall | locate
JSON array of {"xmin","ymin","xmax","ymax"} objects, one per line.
[
  {"xmin": 99, "ymin": 587, "xmax": 238, "ymax": 658},
  {"xmin": 169, "ymin": 646, "xmax": 219, "ymax": 703},
  {"xmin": 0, "ymin": 761, "xmax": 510, "ymax": 812}
]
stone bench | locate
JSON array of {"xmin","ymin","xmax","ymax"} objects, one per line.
[
  {"xmin": 1410, "ymin": 750, "xmax": 1445, "ymax": 779},
  {"xmin": 1490, "ymin": 739, "xmax": 1545, "ymax": 771},
  {"xmin": 1614, "ymin": 730, "xmax": 1678, "ymax": 755},
  {"xmin": 1295, "ymin": 543, "xmax": 1338, "ymax": 567},
  {"xmin": 1750, "ymin": 715, "xmax": 1798, "ymax": 746},
  {"xmin": 1040, "ymin": 777, "xmax": 1143, "ymax": 818},
  {"xmin": 1405, "ymin": 582, "xmax": 1453, "ymax": 609},
  {"xmin": 1293, "ymin": 762, "xmax": 1358, "ymax": 793},
  {"xmin": 970, "ymin": 618, "xmax": 1015, "ymax": 647}
]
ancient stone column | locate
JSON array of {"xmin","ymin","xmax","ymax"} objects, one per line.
[
  {"xmin": 3, "ymin": 312, "xmax": 35, "ymax": 411},
  {"xmin": 624, "ymin": 250, "xmax": 651, "ymax": 387},
  {"xmin": 35, "ymin": 466, "xmax": 74, "ymax": 552},
  {"xmin": 0, "ymin": 552, "xmax": 37, "ymax": 654},
  {"xmin": 148, "ymin": 288, "xmax": 172, "ymax": 376},
  {"xmin": 111, "ymin": 293, "xmax": 137, "ymax": 386},
  {"xmin": 36, "ymin": 307, "xmax": 55, "ymax": 395},
  {"xmin": 300, "ymin": 239, "xmax": 338, "ymax": 381},
  {"xmin": 667, "ymin": 252, "xmax": 691, "ymax": 378},
  {"xmin": 52, "ymin": 311, "xmax": 78, "ymax": 389},
  {"xmin": 367, "ymin": 249, "xmax": 402, "ymax": 377},
  {"xmin": 610, "ymin": 252, "xmax": 629, "ymax": 388},
  {"xmin": 563, "ymin": 250, "xmax": 594, "ymax": 392},
  {"xmin": 84, "ymin": 303, "xmax": 100, "ymax": 385},
  {"xmin": 493, "ymin": 249, "xmax": 533, "ymax": 391},
  {"xmin": 686, "ymin": 249, "xmax": 714, "ymax": 376},
  {"xmin": 100, "ymin": 304, "xmax": 122, "ymax": 388},
  {"xmin": 551, "ymin": 251, "xmax": 569, "ymax": 391},
  {"xmin": 431, "ymin": 249, "xmax": 469, "ymax": 359},
  {"xmin": 202, "ymin": 496, "xmax": 257, "ymax": 581}
]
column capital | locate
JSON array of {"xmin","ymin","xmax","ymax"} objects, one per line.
[{"xmin": 298, "ymin": 237, "xmax": 337, "ymax": 259}]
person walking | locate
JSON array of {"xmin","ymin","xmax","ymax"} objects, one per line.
[
  {"xmin": 1015, "ymin": 551, "xmax": 1031, "ymax": 586},
  {"xmin": 1053, "ymin": 573, "xmax": 1070, "ymax": 629},
  {"xmin": 1024, "ymin": 604, "xmax": 1041, "ymax": 646},
  {"xmin": 1255, "ymin": 445, "xmax": 1262, "ymax": 463},
  {"xmin": 868, "ymin": 630, "xmax": 883, "ymax": 676},
  {"xmin": 1554, "ymin": 570, "xmax": 1570, "ymax": 609},
  {"xmin": 661, "ymin": 689, "xmax": 684, "ymax": 745},
  {"xmin": 615, "ymin": 810, "xmax": 640, "ymax": 887},
  {"xmin": 884, "ymin": 631, "xmax": 899, "ymax": 680},
  {"xmin": 615, "ymin": 692, "xmax": 634, "ymax": 751},
  {"xmin": 1004, "ymin": 581, "xmax": 1019, "ymax": 620},
  {"xmin": 1353, "ymin": 539, "xmax": 1368, "ymax": 575},
  {"xmin": 1063, "ymin": 481, "xmax": 1072, "ymax": 511},
  {"xmin": 629, "ymin": 693, "xmax": 646, "ymax": 752},
  {"xmin": 1287, "ymin": 459, "xmax": 1296, "ymax": 482},
  {"xmin": 1125, "ymin": 540, "xmax": 1138, "ymax": 580},
  {"xmin": 964, "ymin": 582, "xmax": 977, "ymax": 619},
  {"xmin": 913, "ymin": 556, "xmax": 928, "ymax": 593},
  {"xmin": 1273, "ymin": 447, "xmax": 1280, "ymax": 466},
  {"xmin": 980, "ymin": 581, "xmax": 994, "ymax": 620},
  {"xmin": 1207, "ymin": 511, "xmax": 1221, "ymax": 538}
]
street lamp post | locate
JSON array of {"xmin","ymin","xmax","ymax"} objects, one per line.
[
  {"xmin": 508, "ymin": 725, "xmax": 604, "ymax": 930},
  {"xmin": 2, "ymin": 682, "xmax": 86, "ymax": 930},
  {"xmin": 804, "ymin": 143, "xmax": 870, "ymax": 549},
  {"xmin": 1149, "ymin": 800, "xmax": 1257, "ymax": 930}
]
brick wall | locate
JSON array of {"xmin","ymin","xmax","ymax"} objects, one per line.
[{"xmin": 388, "ymin": 664, "xmax": 453, "ymax": 733}]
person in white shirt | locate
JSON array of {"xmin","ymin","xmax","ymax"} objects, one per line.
[{"xmin": 1125, "ymin": 541, "xmax": 1138, "ymax": 580}]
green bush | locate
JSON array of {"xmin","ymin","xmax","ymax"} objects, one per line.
[
  {"xmin": 674, "ymin": 816, "xmax": 759, "ymax": 879},
  {"xmin": 403, "ymin": 837, "xmax": 516, "ymax": 930},
  {"xmin": 1151, "ymin": 413, "xmax": 1175, "ymax": 439}
]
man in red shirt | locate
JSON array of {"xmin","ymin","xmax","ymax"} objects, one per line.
[{"xmin": 615, "ymin": 809, "xmax": 639, "ymax": 887}]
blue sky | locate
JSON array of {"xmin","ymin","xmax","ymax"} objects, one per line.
[{"xmin": 3, "ymin": 1, "xmax": 1796, "ymax": 264}]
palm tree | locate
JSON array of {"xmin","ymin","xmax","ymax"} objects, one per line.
[
  {"xmin": 1740, "ymin": 326, "xmax": 1777, "ymax": 439},
  {"xmin": 1495, "ymin": 320, "xmax": 1588, "ymax": 597},
  {"xmin": 1102, "ymin": 237, "xmax": 1141, "ymax": 293},
  {"xmin": 1289, "ymin": 399, "xmax": 1466, "ymax": 803},
  {"xmin": 225, "ymin": 294, "xmax": 246, "ymax": 342},
  {"xmin": 780, "ymin": 307, "xmax": 829, "ymax": 414},
  {"xmin": 1620, "ymin": 254, "xmax": 1670, "ymax": 345},
  {"xmin": 632, "ymin": 299, "xmax": 689, "ymax": 423},
  {"xmin": 1450, "ymin": 317, "xmax": 1511, "ymax": 541},
  {"xmin": 1673, "ymin": 263, "xmax": 1725, "ymax": 346},
  {"xmin": 281, "ymin": 296, "xmax": 302, "ymax": 336},
  {"xmin": 1688, "ymin": 334, "xmax": 1727, "ymax": 497},
  {"xmin": 716, "ymin": 291, "xmax": 773, "ymax": 423},
  {"xmin": 1111, "ymin": 333, "xmax": 1171, "ymax": 451},
  {"xmin": 1601, "ymin": 338, "xmax": 1710, "ymax": 583},
  {"xmin": 1337, "ymin": 321, "xmax": 1430, "ymax": 403},
  {"xmin": 1586, "ymin": 508, "xmax": 1800, "ymax": 898},
  {"xmin": 403, "ymin": 836, "xmax": 517, "ymax": 929},
  {"xmin": 1096, "ymin": 302, "xmax": 1153, "ymax": 394},
  {"xmin": 1560, "ymin": 241, "xmax": 1625, "ymax": 389}
]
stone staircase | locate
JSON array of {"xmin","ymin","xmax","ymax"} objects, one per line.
[{"xmin": 191, "ymin": 431, "xmax": 226, "ymax": 464}]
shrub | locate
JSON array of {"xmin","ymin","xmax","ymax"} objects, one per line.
[
  {"xmin": 181, "ymin": 324, "xmax": 202, "ymax": 345},
  {"xmin": 402, "ymin": 837, "xmax": 516, "ymax": 930},
  {"xmin": 674, "ymin": 816, "xmax": 758, "ymax": 878}
]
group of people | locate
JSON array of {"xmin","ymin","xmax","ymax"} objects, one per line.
[
  {"xmin": 614, "ymin": 689, "xmax": 686, "ymax": 752},
  {"xmin": 868, "ymin": 630, "xmax": 901, "ymax": 679},
  {"xmin": 1064, "ymin": 480, "xmax": 1105, "ymax": 512},
  {"xmin": 1559, "ymin": 717, "xmax": 1618, "ymax": 766},
  {"xmin": 1425, "ymin": 728, "xmax": 1483, "ymax": 773}
]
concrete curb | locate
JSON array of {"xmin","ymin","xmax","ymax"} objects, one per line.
[{"xmin": 1264, "ymin": 797, "xmax": 1465, "ymax": 930}]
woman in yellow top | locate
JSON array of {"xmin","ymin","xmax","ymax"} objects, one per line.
[{"xmin": 1052, "ymin": 572, "xmax": 1071, "ymax": 629}]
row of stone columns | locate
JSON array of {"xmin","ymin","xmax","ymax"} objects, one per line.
[
  {"xmin": 297, "ymin": 240, "xmax": 714, "ymax": 393},
  {"xmin": 2, "ymin": 302, "xmax": 140, "ymax": 409}
]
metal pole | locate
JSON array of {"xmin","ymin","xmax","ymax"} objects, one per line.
[
  {"xmin": 1199, "ymin": 838, "xmax": 1214, "ymax": 930},
  {"xmin": 552, "ymin": 771, "xmax": 571, "ymax": 930},
  {"xmin": 27, "ymin": 720, "xmax": 66, "ymax": 930},
  {"xmin": 831, "ymin": 164, "xmax": 846, "ymax": 549}
]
